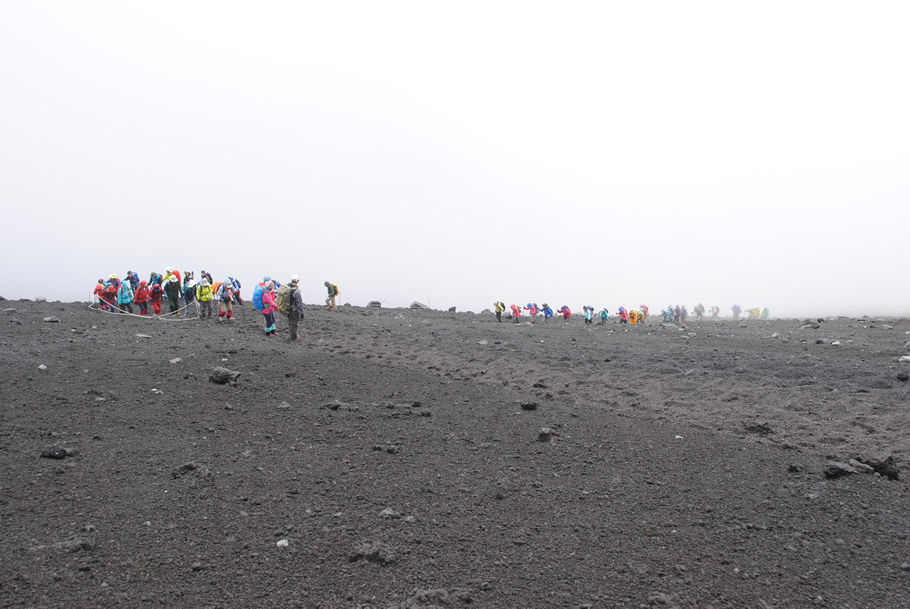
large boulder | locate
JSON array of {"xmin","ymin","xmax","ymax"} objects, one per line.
[{"xmin": 410, "ymin": 301, "xmax": 429, "ymax": 310}]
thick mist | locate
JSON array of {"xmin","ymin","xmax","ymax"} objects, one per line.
[{"xmin": 1, "ymin": 2, "xmax": 908, "ymax": 319}]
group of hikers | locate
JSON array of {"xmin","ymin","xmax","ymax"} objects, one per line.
[
  {"xmin": 91, "ymin": 270, "xmax": 341, "ymax": 341},
  {"xmin": 493, "ymin": 302, "xmax": 770, "ymax": 324}
]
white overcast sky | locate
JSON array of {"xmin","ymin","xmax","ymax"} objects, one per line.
[{"xmin": 1, "ymin": 1, "xmax": 908, "ymax": 317}]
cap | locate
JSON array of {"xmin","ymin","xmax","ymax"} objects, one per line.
[
  {"xmin": 263, "ymin": 275, "xmax": 271, "ymax": 282},
  {"xmin": 290, "ymin": 274, "xmax": 300, "ymax": 283},
  {"xmin": 170, "ymin": 276, "xmax": 178, "ymax": 282}
]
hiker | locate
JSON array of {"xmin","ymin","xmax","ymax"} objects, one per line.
[
  {"xmin": 639, "ymin": 305, "xmax": 649, "ymax": 322},
  {"xmin": 134, "ymin": 281, "xmax": 150, "ymax": 315},
  {"xmin": 710, "ymin": 305, "xmax": 720, "ymax": 318},
  {"xmin": 538, "ymin": 303, "xmax": 551, "ymax": 321},
  {"xmin": 200, "ymin": 270, "xmax": 214, "ymax": 287},
  {"xmin": 278, "ymin": 274, "xmax": 305, "ymax": 341},
  {"xmin": 731, "ymin": 304, "xmax": 741, "ymax": 320},
  {"xmin": 618, "ymin": 306, "xmax": 628, "ymax": 324},
  {"xmin": 599, "ymin": 307, "xmax": 609, "ymax": 324},
  {"xmin": 93, "ymin": 279, "xmax": 107, "ymax": 310},
  {"xmin": 228, "ymin": 277, "xmax": 243, "ymax": 306},
  {"xmin": 556, "ymin": 305, "xmax": 571, "ymax": 321},
  {"xmin": 149, "ymin": 280, "xmax": 164, "ymax": 315},
  {"xmin": 583, "ymin": 305, "xmax": 594, "ymax": 324},
  {"xmin": 694, "ymin": 303, "xmax": 706, "ymax": 321},
  {"xmin": 116, "ymin": 279, "xmax": 134, "ymax": 314},
  {"xmin": 524, "ymin": 303, "xmax": 538, "ymax": 323},
  {"xmin": 162, "ymin": 276, "xmax": 181, "ymax": 314},
  {"xmin": 217, "ymin": 279, "xmax": 235, "ymax": 321},
  {"xmin": 673, "ymin": 305, "xmax": 681, "ymax": 323},
  {"xmin": 324, "ymin": 281, "xmax": 339, "ymax": 312},
  {"xmin": 629, "ymin": 308, "xmax": 638, "ymax": 325},
  {"xmin": 162, "ymin": 267, "xmax": 181, "ymax": 286},
  {"xmin": 493, "ymin": 301, "xmax": 506, "ymax": 322},
  {"xmin": 196, "ymin": 279, "xmax": 214, "ymax": 319},
  {"xmin": 126, "ymin": 271, "xmax": 141, "ymax": 291},
  {"xmin": 101, "ymin": 277, "xmax": 118, "ymax": 311},
  {"xmin": 261, "ymin": 280, "xmax": 278, "ymax": 336},
  {"xmin": 509, "ymin": 304, "xmax": 522, "ymax": 323},
  {"xmin": 761, "ymin": 307, "xmax": 770, "ymax": 320},
  {"xmin": 182, "ymin": 280, "xmax": 198, "ymax": 318},
  {"xmin": 681, "ymin": 306, "xmax": 688, "ymax": 322}
]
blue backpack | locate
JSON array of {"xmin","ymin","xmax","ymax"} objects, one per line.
[{"xmin": 252, "ymin": 284, "xmax": 265, "ymax": 311}]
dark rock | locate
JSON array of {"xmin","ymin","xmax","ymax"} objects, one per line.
[
  {"xmin": 824, "ymin": 461, "xmax": 860, "ymax": 479},
  {"xmin": 172, "ymin": 461, "xmax": 209, "ymax": 479},
  {"xmin": 744, "ymin": 422, "xmax": 773, "ymax": 435},
  {"xmin": 520, "ymin": 402, "xmax": 538, "ymax": 411},
  {"xmin": 410, "ymin": 301, "xmax": 429, "ymax": 310},
  {"xmin": 788, "ymin": 464, "xmax": 801, "ymax": 473},
  {"xmin": 448, "ymin": 306, "xmax": 456, "ymax": 312},
  {"xmin": 855, "ymin": 453, "xmax": 900, "ymax": 480},
  {"xmin": 538, "ymin": 427, "xmax": 558, "ymax": 442},
  {"xmin": 367, "ymin": 301, "xmax": 382, "ymax": 308},
  {"xmin": 40, "ymin": 446, "xmax": 72, "ymax": 459},
  {"xmin": 210, "ymin": 367, "xmax": 240, "ymax": 384},
  {"xmin": 897, "ymin": 372, "xmax": 909, "ymax": 382}
]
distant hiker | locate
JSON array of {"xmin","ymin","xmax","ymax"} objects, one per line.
[
  {"xmin": 149, "ymin": 280, "xmax": 164, "ymax": 315},
  {"xmin": 639, "ymin": 305, "xmax": 649, "ymax": 322},
  {"xmin": 324, "ymin": 281, "xmax": 339, "ymax": 312},
  {"xmin": 148, "ymin": 271, "xmax": 162, "ymax": 287},
  {"xmin": 583, "ymin": 305, "xmax": 594, "ymax": 324},
  {"xmin": 277, "ymin": 274, "xmax": 304, "ymax": 341},
  {"xmin": 524, "ymin": 303, "xmax": 538, "ymax": 323},
  {"xmin": 629, "ymin": 308, "xmax": 638, "ymax": 325},
  {"xmin": 710, "ymin": 305, "xmax": 720, "ymax": 318},
  {"xmin": 681, "ymin": 306, "xmax": 688, "ymax": 322},
  {"xmin": 228, "ymin": 277, "xmax": 243, "ymax": 306},
  {"xmin": 599, "ymin": 307, "xmax": 609, "ymax": 324},
  {"xmin": 217, "ymin": 279, "xmax": 235, "ymax": 321},
  {"xmin": 261, "ymin": 280, "xmax": 278, "ymax": 336},
  {"xmin": 195, "ymin": 279, "xmax": 214, "ymax": 320},
  {"xmin": 661, "ymin": 308, "xmax": 673, "ymax": 322},
  {"xmin": 618, "ymin": 306, "xmax": 628, "ymax": 324},
  {"xmin": 541, "ymin": 303, "xmax": 553, "ymax": 321},
  {"xmin": 731, "ymin": 304, "xmax": 741, "ymax": 320},
  {"xmin": 162, "ymin": 267, "xmax": 181, "ymax": 286},
  {"xmin": 126, "ymin": 271, "xmax": 141, "ymax": 291},
  {"xmin": 694, "ymin": 303, "xmax": 705, "ymax": 321},
  {"xmin": 116, "ymin": 280, "xmax": 134, "ymax": 314},
  {"xmin": 182, "ymin": 280, "xmax": 198, "ymax": 318},
  {"xmin": 673, "ymin": 305, "xmax": 681, "ymax": 323},
  {"xmin": 163, "ymin": 276, "xmax": 181, "ymax": 314},
  {"xmin": 761, "ymin": 307, "xmax": 770, "ymax": 320},
  {"xmin": 493, "ymin": 301, "xmax": 505, "ymax": 322},
  {"xmin": 134, "ymin": 281, "xmax": 150, "ymax": 315},
  {"xmin": 557, "ymin": 305, "xmax": 571, "ymax": 321},
  {"xmin": 93, "ymin": 279, "xmax": 107, "ymax": 310},
  {"xmin": 200, "ymin": 270, "xmax": 214, "ymax": 286},
  {"xmin": 509, "ymin": 304, "xmax": 521, "ymax": 323}
]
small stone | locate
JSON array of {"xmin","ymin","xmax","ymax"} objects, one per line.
[
  {"xmin": 277, "ymin": 401, "xmax": 291, "ymax": 410},
  {"xmin": 379, "ymin": 507, "xmax": 401, "ymax": 519},
  {"xmin": 40, "ymin": 446, "xmax": 71, "ymax": 459},
  {"xmin": 276, "ymin": 539, "xmax": 289, "ymax": 547},
  {"xmin": 478, "ymin": 340, "xmax": 488, "ymax": 346},
  {"xmin": 538, "ymin": 427, "xmax": 558, "ymax": 442},
  {"xmin": 169, "ymin": 358, "xmax": 181, "ymax": 364},
  {"xmin": 898, "ymin": 372, "xmax": 909, "ymax": 382},
  {"xmin": 135, "ymin": 334, "xmax": 152, "ymax": 339},
  {"xmin": 824, "ymin": 461, "xmax": 859, "ymax": 479},
  {"xmin": 899, "ymin": 356, "xmax": 910, "ymax": 364},
  {"xmin": 37, "ymin": 364, "xmax": 48, "ymax": 371},
  {"xmin": 210, "ymin": 367, "xmax": 241, "ymax": 384},
  {"xmin": 43, "ymin": 316, "xmax": 60, "ymax": 323},
  {"xmin": 831, "ymin": 340, "xmax": 841, "ymax": 346}
]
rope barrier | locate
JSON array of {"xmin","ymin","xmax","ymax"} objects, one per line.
[{"xmin": 89, "ymin": 300, "xmax": 200, "ymax": 322}]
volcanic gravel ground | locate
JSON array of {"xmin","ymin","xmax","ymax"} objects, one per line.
[{"xmin": 1, "ymin": 301, "xmax": 909, "ymax": 608}]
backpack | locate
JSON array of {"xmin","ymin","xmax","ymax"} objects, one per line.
[
  {"xmin": 252, "ymin": 284, "xmax": 265, "ymax": 311},
  {"xmin": 151, "ymin": 283, "xmax": 163, "ymax": 298},
  {"xmin": 276, "ymin": 284, "xmax": 294, "ymax": 315},
  {"xmin": 332, "ymin": 283, "xmax": 339, "ymax": 297}
]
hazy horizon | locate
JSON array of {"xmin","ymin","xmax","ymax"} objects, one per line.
[{"xmin": 2, "ymin": 2, "xmax": 908, "ymax": 319}]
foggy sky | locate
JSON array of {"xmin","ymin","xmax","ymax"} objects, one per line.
[{"xmin": 2, "ymin": 2, "xmax": 908, "ymax": 318}]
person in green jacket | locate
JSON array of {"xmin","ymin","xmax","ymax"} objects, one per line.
[{"xmin": 324, "ymin": 281, "xmax": 339, "ymax": 312}]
